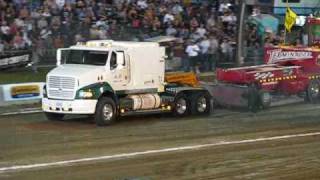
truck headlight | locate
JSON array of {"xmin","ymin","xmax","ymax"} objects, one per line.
[{"xmin": 78, "ymin": 90, "xmax": 93, "ymax": 98}]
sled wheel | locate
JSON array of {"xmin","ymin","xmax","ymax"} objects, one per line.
[{"xmin": 306, "ymin": 80, "xmax": 320, "ymax": 103}]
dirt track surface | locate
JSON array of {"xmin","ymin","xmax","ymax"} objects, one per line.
[{"xmin": 1, "ymin": 103, "xmax": 320, "ymax": 179}]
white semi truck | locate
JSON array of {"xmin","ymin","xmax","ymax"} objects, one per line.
[{"xmin": 42, "ymin": 40, "xmax": 212, "ymax": 125}]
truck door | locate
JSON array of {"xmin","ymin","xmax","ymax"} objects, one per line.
[{"xmin": 110, "ymin": 51, "xmax": 130, "ymax": 86}]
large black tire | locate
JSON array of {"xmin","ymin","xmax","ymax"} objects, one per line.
[
  {"xmin": 306, "ymin": 80, "xmax": 320, "ymax": 103},
  {"xmin": 172, "ymin": 93, "xmax": 190, "ymax": 117},
  {"xmin": 45, "ymin": 112, "xmax": 64, "ymax": 121},
  {"xmin": 191, "ymin": 92, "xmax": 211, "ymax": 115},
  {"xmin": 95, "ymin": 97, "xmax": 117, "ymax": 126}
]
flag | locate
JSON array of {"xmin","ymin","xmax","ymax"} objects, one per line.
[{"xmin": 285, "ymin": 7, "xmax": 297, "ymax": 32}]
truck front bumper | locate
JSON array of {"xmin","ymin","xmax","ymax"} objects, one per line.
[{"xmin": 42, "ymin": 98, "xmax": 97, "ymax": 114}]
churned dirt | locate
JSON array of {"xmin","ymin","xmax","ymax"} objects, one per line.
[{"xmin": 1, "ymin": 103, "xmax": 320, "ymax": 179}]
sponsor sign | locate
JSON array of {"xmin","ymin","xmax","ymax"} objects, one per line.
[
  {"xmin": 268, "ymin": 49, "xmax": 312, "ymax": 63},
  {"xmin": 0, "ymin": 54, "xmax": 30, "ymax": 67},
  {"xmin": 10, "ymin": 85, "xmax": 40, "ymax": 99},
  {"xmin": 1, "ymin": 83, "xmax": 45, "ymax": 102},
  {"xmin": 265, "ymin": 47, "xmax": 316, "ymax": 64}
]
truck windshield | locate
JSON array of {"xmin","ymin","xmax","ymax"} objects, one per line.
[{"xmin": 63, "ymin": 50, "xmax": 108, "ymax": 66}]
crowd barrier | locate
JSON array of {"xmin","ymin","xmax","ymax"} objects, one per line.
[{"xmin": 0, "ymin": 82, "xmax": 45, "ymax": 106}]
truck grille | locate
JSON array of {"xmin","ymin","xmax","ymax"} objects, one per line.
[{"xmin": 47, "ymin": 76, "xmax": 76, "ymax": 99}]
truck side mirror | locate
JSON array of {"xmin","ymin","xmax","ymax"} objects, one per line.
[
  {"xmin": 56, "ymin": 49, "xmax": 62, "ymax": 66},
  {"xmin": 110, "ymin": 52, "xmax": 117, "ymax": 70},
  {"xmin": 116, "ymin": 52, "xmax": 125, "ymax": 67}
]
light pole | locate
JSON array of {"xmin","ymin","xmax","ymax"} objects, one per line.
[{"xmin": 236, "ymin": 1, "xmax": 247, "ymax": 66}]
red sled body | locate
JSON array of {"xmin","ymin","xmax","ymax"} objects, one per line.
[{"xmin": 211, "ymin": 46, "xmax": 320, "ymax": 111}]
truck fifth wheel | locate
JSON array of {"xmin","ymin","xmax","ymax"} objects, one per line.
[{"xmin": 42, "ymin": 40, "xmax": 211, "ymax": 126}]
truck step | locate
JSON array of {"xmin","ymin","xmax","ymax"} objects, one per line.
[{"xmin": 120, "ymin": 108, "xmax": 171, "ymax": 116}]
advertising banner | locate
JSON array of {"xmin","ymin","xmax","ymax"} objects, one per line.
[
  {"xmin": 0, "ymin": 54, "xmax": 30, "ymax": 68},
  {"xmin": 1, "ymin": 82, "xmax": 45, "ymax": 102},
  {"xmin": 264, "ymin": 46, "xmax": 320, "ymax": 74},
  {"xmin": 264, "ymin": 47, "xmax": 318, "ymax": 64}
]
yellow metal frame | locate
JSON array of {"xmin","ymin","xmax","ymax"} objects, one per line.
[{"xmin": 165, "ymin": 72, "xmax": 199, "ymax": 87}]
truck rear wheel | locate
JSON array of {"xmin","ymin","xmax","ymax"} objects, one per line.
[
  {"xmin": 95, "ymin": 97, "xmax": 117, "ymax": 126},
  {"xmin": 173, "ymin": 93, "xmax": 190, "ymax": 117},
  {"xmin": 191, "ymin": 92, "xmax": 211, "ymax": 115},
  {"xmin": 307, "ymin": 80, "xmax": 320, "ymax": 103},
  {"xmin": 45, "ymin": 112, "xmax": 64, "ymax": 121}
]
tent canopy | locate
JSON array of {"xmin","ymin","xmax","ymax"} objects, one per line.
[{"xmin": 249, "ymin": 14, "xmax": 280, "ymax": 36}]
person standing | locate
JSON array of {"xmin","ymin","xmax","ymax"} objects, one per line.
[
  {"xmin": 208, "ymin": 34, "xmax": 219, "ymax": 71},
  {"xmin": 56, "ymin": 0, "xmax": 65, "ymax": 10},
  {"xmin": 185, "ymin": 39, "xmax": 200, "ymax": 73},
  {"xmin": 220, "ymin": 38, "xmax": 232, "ymax": 62},
  {"xmin": 31, "ymin": 35, "xmax": 45, "ymax": 73},
  {"xmin": 199, "ymin": 36, "xmax": 210, "ymax": 72},
  {"xmin": 31, "ymin": 38, "xmax": 40, "ymax": 73}
]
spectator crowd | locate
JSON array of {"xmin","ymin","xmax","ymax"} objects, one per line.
[{"xmin": 0, "ymin": 0, "xmax": 244, "ymax": 72}]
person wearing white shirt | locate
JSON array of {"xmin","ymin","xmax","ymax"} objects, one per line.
[
  {"xmin": 185, "ymin": 40, "xmax": 200, "ymax": 72},
  {"xmin": 206, "ymin": 15, "xmax": 216, "ymax": 29},
  {"xmin": 199, "ymin": 36, "xmax": 210, "ymax": 71},
  {"xmin": 163, "ymin": 12, "xmax": 174, "ymax": 25},
  {"xmin": 56, "ymin": 0, "xmax": 65, "ymax": 9},
  {"xmin": 208, "ymin": 35, "xmax": 219, "ymax": 70},
  {"xmin": 200, "ymin": 39, "xmax": 210, "ymax": 54},
  {"xmin": 219, "ymin": 0, "xmax": 231, "ymax": 14},
  {"xmin": 221, "ymin": 11, "xmax": 237, "ymax": 25},
  {"xmin": 137, "ymin": 0, "xmax": 148, "ymax": 10},
  {"xmin": 172, "ymin": 3, "xmax": 183, "ymax": 15},
  {"xmin": 186, "ymin": 43, "xmax": 200, "ymax": 57},
  {"xmin": 166, "ymin": 25, "xmax": 177, "ymax": 36},
  {"xmin": 220, "ymin": 38, "xmax": 233, "ymax": 62},
  {"xmin": 0, "ymin": 21, "xmax": 11, "ymax": 43},
  {"xmin": 196, "ymin": 24, "xmax": 207, "ymax": 38},
  {"xmin": 0, "ymin": 22, "xmax": 10, "ymax": 35}
]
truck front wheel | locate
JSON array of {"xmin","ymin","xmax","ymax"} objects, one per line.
[
  {"xmin": 95, "ymin": 97, "xmax": 117, "ymax": 126},
  {"xmin": 45, "ymin": 112, "xmax": 64, "ymax": 121}
]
